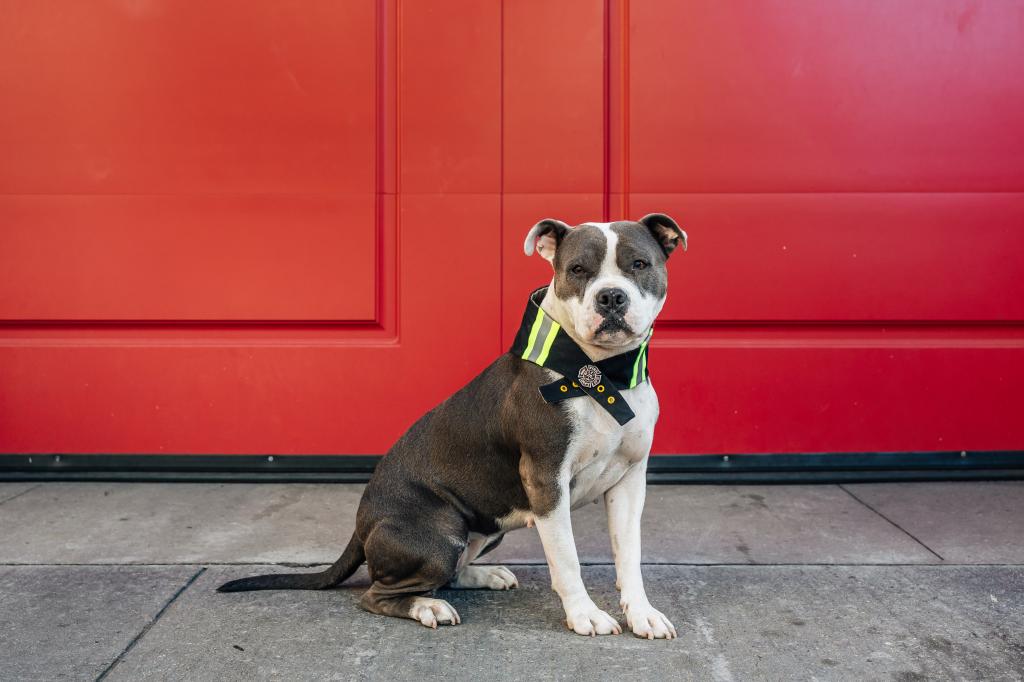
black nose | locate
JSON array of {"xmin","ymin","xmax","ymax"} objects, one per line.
[{"xmin": 596, "ymin": 287, "xmax": 628, "ymax": 314}]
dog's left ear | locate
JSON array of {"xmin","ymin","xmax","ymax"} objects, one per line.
[{"xmin": 639, "ymin": 213, "xmax": 687, "ymax": 257}]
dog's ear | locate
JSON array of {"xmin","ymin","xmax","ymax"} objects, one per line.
[
  {"xmin": 639, "ymin": 213, "xmax": 687, "ymax": 257},
  {"xmin": 524, "ymin": 219, "xmax": 572, "ymax": 263}
]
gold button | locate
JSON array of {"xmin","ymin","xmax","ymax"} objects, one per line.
[
  {"xmin": 571, "ymin": 382, "xmax": 579, "ymax": 388},
  {"xmin": 607, "ymin": 396, "xmax": 616, "ymax": 404},
  {"xmin": 596, "ymin": 385, "xmax": 606, "ymax": 393},
  {"xmin": 560, "ymin": 385, "xmax": 568, "ymax": 393}
]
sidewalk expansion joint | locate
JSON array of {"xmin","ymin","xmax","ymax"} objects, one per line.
[
  {"xmin": 0, "ymin": 484, "xmax": 41, "ymax": 506},
  {"xmin": 838, "ymin": 484, "xmax": 946, "ymax": 562},
  {"xmin": 95, "ymin": 566, "xmax": 206, "ymax": 682}
]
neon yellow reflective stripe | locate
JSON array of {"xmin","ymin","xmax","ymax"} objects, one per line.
[
  {"xmin": 535, "ymin": 320, "xmax": 561, "ymax": 365},
  {"xmin": 629, "ymin": 330, "xmax": 653, "ymax": 388},
  {"xmin": 521, "ymin": 308, "xmax": 546, "ymax": 360}
]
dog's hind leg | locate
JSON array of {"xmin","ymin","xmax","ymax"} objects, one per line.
[
  {"xmin": 360, "ymin": 592, "xmax": 462, "ymax": 629},
  {"xmin": 357, "ymin": 518, "xmax": 465, "ymax": 628},
  {"xmin": 449, "ymin": 533, "xmax": 518, "ymax": 590}
]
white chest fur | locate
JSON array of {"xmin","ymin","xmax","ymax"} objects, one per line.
[{"xmin": 559, "ymin": 378, "xmax": 660, "ymax": 509}]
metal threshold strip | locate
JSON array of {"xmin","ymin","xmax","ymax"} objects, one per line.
[{"xmin": 1, "ymin": 451, "xmax": 1022, "ymax": 484}]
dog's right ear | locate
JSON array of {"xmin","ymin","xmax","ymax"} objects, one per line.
[{"xmin": 524, "ymin": 219, "xmax": 572, "ymax": 263}]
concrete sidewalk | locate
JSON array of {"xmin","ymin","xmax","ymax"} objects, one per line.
[{"xmin": 1, "ymin": 482, "xmax": 1022, "ymax": 680}]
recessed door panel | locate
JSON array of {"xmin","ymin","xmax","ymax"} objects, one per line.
[
  {"xmin": 0, "ymin": 195, "xmax": 378, "ymax": 321},
  {"xmin": 628, "ymin": 1, "xmax": 1024, "ymax": 193}
]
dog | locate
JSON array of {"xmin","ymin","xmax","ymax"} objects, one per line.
[{"xmin": 219, "ymin": 214, "xmax": 687, "ymax": 639}]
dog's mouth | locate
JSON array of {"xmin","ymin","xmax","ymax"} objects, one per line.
[{"xmin": 593, "ymin": 315, "xmax": 634, "ymax": 338}]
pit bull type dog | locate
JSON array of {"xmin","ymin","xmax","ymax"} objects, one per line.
[{"xmin": 219, "ymin": 214, "xmax": 687, "ymax": 638}]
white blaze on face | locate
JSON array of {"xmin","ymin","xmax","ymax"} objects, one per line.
[{"xmin": 566, "ymin": 222, "xmax": 663, "ymax": 347}]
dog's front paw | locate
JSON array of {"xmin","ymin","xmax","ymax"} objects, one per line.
[
  {"xmin": 623, "ymin": 602, "xmax": 677, "ymax": 640},
  {"xmin": 564, "ymin": 603, "xmax": 622, "ymax": 637}
]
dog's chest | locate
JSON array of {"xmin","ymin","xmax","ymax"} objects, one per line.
[{"xmin": 561, "ymin": 380, "xmax": 659, "ymax": 509}]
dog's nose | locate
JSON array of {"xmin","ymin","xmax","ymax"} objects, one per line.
[{"xmin": 595, "ymin": 287, "xmax": 628, "ymax": 314}]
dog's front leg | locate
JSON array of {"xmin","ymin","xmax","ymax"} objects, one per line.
[
  {"xmin": 605, "ymin": 460, "xmax": 677, "ymax": 639},
  {"xmin": 533, "ymin": 493, "xmax": 622, "ymax": 636}
]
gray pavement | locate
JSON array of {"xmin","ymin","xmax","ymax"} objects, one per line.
[
  {"xmin": 0, "ymin": 482, "xmax": 1022, "ymax": 680},
  {"xmin": 0, "ymin": 566, "xmax": 199, "ymax": 681},
  {"xmin": 847, "ymin": 482, "xmax": 1024, "ymax": 564}
]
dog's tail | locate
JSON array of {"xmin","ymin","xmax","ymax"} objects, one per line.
[{"xmin": 217, "ymin": 533, "xmax": 364, "ymax": 593}]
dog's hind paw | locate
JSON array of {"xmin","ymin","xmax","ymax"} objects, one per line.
[
  {"xmin": 451, "ymin": 565, "xmax": 519, "ymax": 590},
  {"xmin": 409, "ymin": 597, "xmax": 461, "ymax": 629}
]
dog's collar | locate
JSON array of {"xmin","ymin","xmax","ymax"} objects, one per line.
[{"xmin": 509, "ymin": 286, "xmax": 652, "ymax": 426}]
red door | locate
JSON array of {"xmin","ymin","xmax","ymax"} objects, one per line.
[{"xmin": 2, "ymin": 1, "xmax": 1023, "ymax": 458}]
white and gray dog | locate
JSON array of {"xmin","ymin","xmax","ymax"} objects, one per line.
[{"xmin": 220, "ymin": 214, "xmax": 687, "ymax": 639}]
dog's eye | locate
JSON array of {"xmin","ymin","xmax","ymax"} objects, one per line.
[
  {"xmin": 632, "ymin": 259, "xmax": 648, "ymax": 270},
  {"xmin": 570, "ymin": 264, "xmax": 586, "ymax": 276}
]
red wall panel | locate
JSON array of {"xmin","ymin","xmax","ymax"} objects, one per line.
[
  {"xmin": 399, "ymin": 1, "xmax": 501, "ymax": 193},
  {"xmin": 1, "ymin": 0, "xmax": 1022, "ymax": 456},
  {"xmin": 0, "ymin": 1, "xmax": 378, "ymax": 194},
  {"xmin": 652, "ymin": 193, "xmax": 1024, "ymax": 323},
  {"xmin": 503, "ymin": 0, "xmax": 605, "ymax": 193},
  {"xmin": 628, "ymin": 1, "xmax": 1024, "ymax": 193},
  {"xmin": 0, "ymin": 195, "xmax": 377, "ymax": 321}
]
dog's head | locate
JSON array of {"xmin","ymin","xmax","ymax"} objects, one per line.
[{"xmin": 524, "ymin": 214, "xmax": 686, "ymax": 350}]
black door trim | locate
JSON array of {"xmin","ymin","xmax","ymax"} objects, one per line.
[{"xmin": 1, "ymin": 451, "xmax": 1022, "ymax": 484}]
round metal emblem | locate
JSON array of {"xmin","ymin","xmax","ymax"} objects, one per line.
[{"xmin": 577, "ymin": 365, "xmax": 602, "ymax": 389}]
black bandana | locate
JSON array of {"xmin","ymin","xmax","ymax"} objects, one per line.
[{"xmin": 509, "ymin": 286, "xmax": 652, "ymax": 426}]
